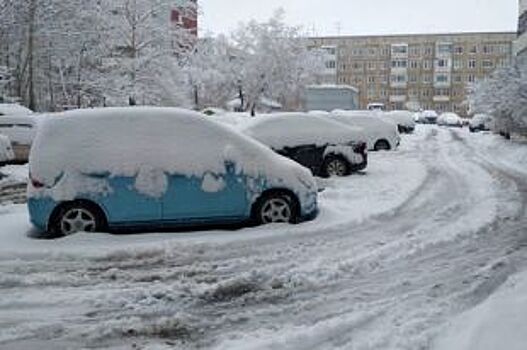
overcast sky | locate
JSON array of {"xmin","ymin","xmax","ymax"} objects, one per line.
[{"xmin": 199, "ymin": 0, "xmax": 519, "ymax": 37}]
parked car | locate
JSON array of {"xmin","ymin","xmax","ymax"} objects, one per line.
[
  {"xmin": 242, "ymin": 113, "xmax": 368, "ymax": 177},
  {"xmin": 415, "ymin": 110, "xmax": 439, "ymax": 124},
  {"xmin": 28, "ymin": 107, "xmax": 319, "ymax": 236},
  {"xmin": 0, "ymin": 134, "xmax": 15, "ymax": 166},
  {"xmin": 330, "ymin": 110, "xmax": 400, "ymax": 151},
  {"xmin": 437, "ymin": 112, "xmax": 463, "ymax": 127},
  {"xmin": 383, "ymin": 110, "xmax": 416, "ymax": 134},
  {"xmin": 0, "ymin": 111, "xmax": 37, "ymax": 163},
  {"xmin": 469, "ymin": 114, "xmax": 494, "ymax": 132},
  {"xmin": 367, "ymin": 103, "xmax": 385, "ymax": 111},
  {"xmin": 0, "ymin": 103, "xmax": 33, "ymax": 117}
]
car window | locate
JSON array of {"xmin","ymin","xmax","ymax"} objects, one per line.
[{"xmin": 0, "ymin": 124, "xmax": 14, "ymax": 128}]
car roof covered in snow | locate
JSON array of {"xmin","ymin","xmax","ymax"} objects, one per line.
[
  {"xmin": 242, "ymin": 112, "xmax": 367, "ymax": 150},
  {"xmin": 383, "ymin": 110, "xmax": 416, "ymax": 127},
  {"xmin": 29, "ymin": 107, "xmax": 311, "ymax": 193},
  {"xmin": 0, "ymin": 104, "xmax": 33, "ymax": 117}
]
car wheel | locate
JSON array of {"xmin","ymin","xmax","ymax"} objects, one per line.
[
  {"xmin": 322, "ymin": 156, "xmax": 350, "ymax": 177},
  {"xmin": 374, "ymin": 140, "xmax": 391, "ymax": 151},
  {"xmin": 254, "ymin": 192, "xmax": 298, "ymax": 225},
  {"xmin": 50, "ymin": 201, "xmax": 106, "ymax": 236}
]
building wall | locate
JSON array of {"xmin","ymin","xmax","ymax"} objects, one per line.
[
  {"xmin": 516, "ymin": 0, "xmax": 527, "ymax": 57},
  {"xmin": 309, "ymin": 32, "xmax": 515, "ymax": 116}
]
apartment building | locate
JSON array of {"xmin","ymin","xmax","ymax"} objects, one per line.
[
  {"xmin": 517, "ymin": 0, "xmax": 527, "ymax": 57},
  {"xmin": 309, "ymin": 32, "xmax": 515, "ymax": 116}
]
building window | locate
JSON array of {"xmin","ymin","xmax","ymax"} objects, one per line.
[
  {"xmin": 467, "ymin": 74, "xmax": 476, "ymax": 83},
  {"xmin": 435, "ymin": 74, "xmax": 449, "ymax": 83},
  {"xmin": 410, "ymin": 46, "xmax": 421, "ymax": 56},
  {"xmin": 326, "ymin": 60, "xmax": 336, "ymax": 69},
  {"xmin": 368, "ymin": 76, "xmax": 376, "ymax": 83},
  {"xmin": 453, "ymin": 59, "xmax": 463, "ymax": 70},
  {"xmin": 368, "ymin": 62, "xmax": 376, "ymax": 70},
  {"xmin": 468, "ymin": 59, "xmax": 477, "ymax": 69},
  {"xmin": 437, "ymin": 43, "xmax": 453, "ymax": 54},
  {"xmin": 482, "ymin": 60, "xmax": 494, "ymax": 69},
  {"xmin": 423, "ymin": 75, "xmax": 433, "ymax": 83},
  {"xmin": 425, "ymin": 46, "xmax": 434, "ymax": 56},
  {"xmin": 409, "ymin": 60, "xmax": 419, "ymax": 69},
  {"xmin": 423, "ymin": 60, "xmax": 432, "ymax": 69},
  {"xmin": 390, "ymin": 74, "xmax": 407, "ymax": 83},
  {"xmin": 391, "ymin": 59, "xmax": 408, "ymax": 68},
  {"xmin": 392, "ymin": 44, "xmax": 408, "ymax": 55},
  {"xmin": 409, "ymin": 75, "xmax": 418, "ymax": 83},
  {"xmin": 436, "ymin": 59, "xmax": 449, "ymax": 68},
  {"xmin": 482, "ymin": 45, "xmax": 493, "ymax": 54},
  {"xmin": 454, "ymin": 46, "xmax": 464, "ymax": 54},
  {"xmin": 469, "ymin": 45, "xmax": 478, "ymax": 54},
  {"xmin": 453, "ymin": 74, "xmax": 463, "ymax": 83}
]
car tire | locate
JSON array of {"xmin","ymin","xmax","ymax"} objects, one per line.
[
  {"xmin": 253, "ymin": 192, "xmax": 299, "ymax": 225},
  {"xmin": 322, "ymin": 156, "xmax": 351, "ymax": 178},
  {"xmin": 49, "ymin": 201, "xmax": 107, "ymax": 236},
  {"xmin": 374, "ymin": 140, "xmax": 391, "ymax": 151}
]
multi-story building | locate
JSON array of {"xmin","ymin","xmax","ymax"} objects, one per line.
[
  {"xmin": 171, "ymin": 0, "xmax": 198, "ymax": 37},
  {"xmin": 309, "ymin": 32, "xmax": 515, "ymax": 115},
  {"xmin": 516, "ymin": 0, "xmax": 527, "ymax": 57}
]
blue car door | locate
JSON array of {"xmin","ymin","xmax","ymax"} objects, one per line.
[
  {"xmin": 95, "ymin": 176, "xmax": 162, "ymax": 225},
  {"xmin": 162, "ymin": 163, "xmax": 249, "ymax": 223}
]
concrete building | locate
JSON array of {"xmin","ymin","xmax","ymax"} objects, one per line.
[
  {"xmin": 516, "ymin": 0, "xmax": 527, "ymax": 57},
  {"xmin": 309, "ymin": 32, "xmax": 515, "ymax": 116}
]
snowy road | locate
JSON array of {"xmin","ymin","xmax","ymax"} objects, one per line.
[{"xmin": 0, "ymin": 126, "xmax": 526, "ymax": 350}]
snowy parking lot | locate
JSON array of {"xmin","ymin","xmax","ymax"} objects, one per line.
[{"xmin": 0, "ymin": 125, "xmax": 526, "ymax": 349}]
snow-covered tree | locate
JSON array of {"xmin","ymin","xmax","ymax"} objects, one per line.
[
  {"xmin": 470, "ymin": 57, "xmax": 527, "ymax": 136},
  {"xmin": 231, "ymin": 9, "xmax": 325, "ymax": 115},
  {"xmin": 95, "ymin": 0, "xmax": 196, "ymax": 107}
]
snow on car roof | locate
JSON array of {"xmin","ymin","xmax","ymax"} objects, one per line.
[
  {"xmin": 30, "ymin": 107, "xmax": 312, "ymax": 198},
  {"xmin": 0, "ymin": 104, "xmax": 33, "ymax": 116},
  {"xmin": 242, "ymin": 112, "xmax": 366, "ymax": 150},
  {"xmin": 383, "ymin": 111, "xmax": 416, "ymax": 127}
]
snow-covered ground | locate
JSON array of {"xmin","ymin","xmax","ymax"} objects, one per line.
[{"xmin": 0, "ymin": 125, "xmax": 526, "ymax": 349}]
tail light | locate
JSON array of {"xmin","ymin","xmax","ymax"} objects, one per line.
[
  {"xmin": 353, "ymin": 142, "xmax": 367, "ymax": 154},
  {"xmin": 29, "ymin": 174, "xmax": 45, "ymax": 189}
]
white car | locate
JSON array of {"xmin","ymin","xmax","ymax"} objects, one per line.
[
  {"xmin": 330, "ymin": 110, "xmax": 401, "ymax": 151},
  {"xmin": 469, "ymin": 114, "xmax": 494, "ymax": 132},
  {"xmin": 0, "ymin": 103, "xmax": 33, "ymax": 117},
  {"xmin": 0, "ymin": 114, "xmax": 38, "ymax": 163},
  {"xmin": 416, "ymin": 110, "xmax": 439, "ymax": 124},
  {"xmin": 242, "ymin": 113, "xmax": 368, "ymax": 177},
  {"xmin": 437, "ymin": 112, "xmax": 463, "ymax": 127},
  {"xmin": 0, "ymin": 134, "xmax": 15, "ymax": 165},
  {"xmin": 383, "ymin": 110, "xmax": 416, "ymax": 134}
]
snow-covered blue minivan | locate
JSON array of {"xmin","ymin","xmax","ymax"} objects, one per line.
[{"xmin": 27, "ymin": 107, "xmax": 318, "ymax": 236}]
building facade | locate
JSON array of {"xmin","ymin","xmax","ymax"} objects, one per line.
[
  {"xmin": 516, "ymin": 0, "xmax": 527, "ymax": 57},
  {"xmin": 171, "ymin": 0, "xmax": 198, "ymax": 37},
  {"xmin": 309, "ymin": 32, "xmax": 515, "ymax": 115}
]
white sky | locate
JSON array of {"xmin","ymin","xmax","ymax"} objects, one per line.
[{"xmin": 199, "ymin": 0, "xmax": 519, "ymax": 37}]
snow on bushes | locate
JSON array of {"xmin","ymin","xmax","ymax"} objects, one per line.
[{"xmin": 28, "ymin": 107, "xmax": 316, "ymax": 200}]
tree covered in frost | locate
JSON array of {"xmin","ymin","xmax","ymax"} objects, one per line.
[
  {"xmin": 470, "ymin": 57, "xmax": 527, "ymax": 135},
  {"xmin": 0, "ymin": 2, "xmax": 323, "ymax": 113},
  {"xmin": 230, "ymin": 9, "xmax": 325, "ymax": 115}
]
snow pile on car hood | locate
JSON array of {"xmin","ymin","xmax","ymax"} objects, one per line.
[
  {"xmin": 29, "ymin": 107, "xmax": 315, "ymax": 199},
  {"xmin": 242, "ymin": 112, "xmax": 367, "ymax": 150}
]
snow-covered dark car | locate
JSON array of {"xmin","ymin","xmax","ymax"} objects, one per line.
[
  {"xmin": 469, "ymin": 114, "xmax": 494, "ymax": 132},
  {"xmin": 383, "ymin": 110, "xmax": 416, "ymax": 134},
  {"xmin": 242, "ymin": 113, "xmax": 368, "ymax": 178}
]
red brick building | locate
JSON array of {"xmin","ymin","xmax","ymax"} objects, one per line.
[{"xmin": 171, "ymin": 0, "xmax": 198, "ymax": 37}]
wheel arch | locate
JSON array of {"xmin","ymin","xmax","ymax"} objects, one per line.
[
  {"xmin": 47, "ymin": 198, "xmax": 109, "ymax": 232},
  {"xmin": 374, "ymin": 138, "xmax": 392, "ymax": 151},
  {"xmin": 250, "ymin": 188, "xmax": 301, "ymax": 221}
]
